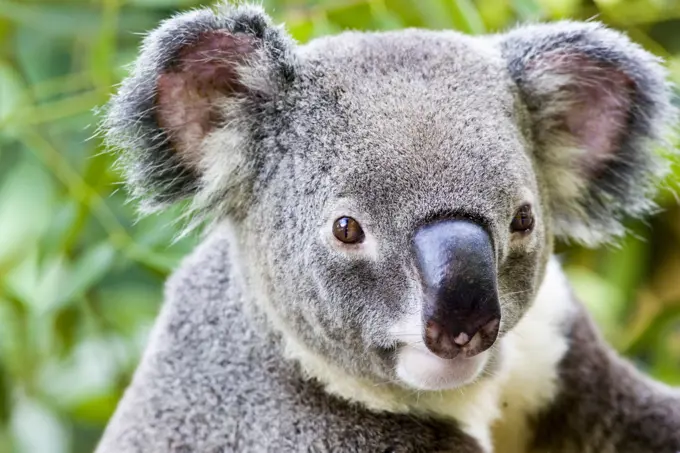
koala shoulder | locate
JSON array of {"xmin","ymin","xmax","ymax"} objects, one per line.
[{"xmin": 530, "ymin": 303, "xmax": 680, "ymax": 452}]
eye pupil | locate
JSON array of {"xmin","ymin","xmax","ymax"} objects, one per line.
[
  {"xmin": 333, "ymin": 216, "xmax": 365, "ymax": 244},
  {"xmin": 511, "ymin": 205, "xmax": 534, "ymax": 232}
]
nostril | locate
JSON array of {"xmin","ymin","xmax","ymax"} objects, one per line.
[
  {"xmin": 425, "ymin": 320, "xmax": 442, "ymax": 343},
  {"xmin": 423, "ymin": 316, "xmax": 501, "ymax": 359},
  {"xmin": 424, "ymin": 320, "xmax": 460, "ymax": 359},
  {"xmin": 461, "ymin": 317, "xmax": 500, "ymax": 358}
]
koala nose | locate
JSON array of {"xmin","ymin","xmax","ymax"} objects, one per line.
[{"xmin": 412, "ymin": 219, "xmax": 501, "ymax": 360}]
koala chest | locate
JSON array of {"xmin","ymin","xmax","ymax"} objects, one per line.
[
  {"xmin": 412, "ymin": 311, "xmax": 570, "ymax": 453},
  {"xmin": 470, "ymin": 265, "xmax": 573, "ymax": 453}
]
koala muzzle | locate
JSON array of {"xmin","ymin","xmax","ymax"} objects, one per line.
[{"xmin": 413, "ymin": 219, "xmax": 501, "ymax": 360}]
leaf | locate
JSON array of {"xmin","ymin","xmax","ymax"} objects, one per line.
[
  {"xmin": 127, "ymin": 0, "xmax": 199, "ymax": 7},
  {"xmin": 0, "ymin": 159, "xmax": 54, "ymax": 267},
  {"xmin": 370, "ymin": 8, "xmax": 404, "ymax": 30},
  {"xmin": 38, "ymin": 201, "xmax": 78, "ymax": 258},
  {"xmin": 14, "ymin": 26, "xmax": 71, "ymax": 89},
  {"xmin": 599, "ymin": 228, "xmax": 649, "ymax": 312},
  {"xmin": 412, "ymin": 0, "xmax": 455, "ymax": 29},
  {"xmin": 594, "ymin": 0, "xmax": 680, "ymax": 25},
  {"xmin": 327, "ymin": 2, "xmax": 374, "ymax": 30},
  {"xmin": 53, "ymin": 306, "xmax": 81, "ymax": 358},
  {"xmin": 309, "ymin": 12, "xmax": 343, "ymax": 39},
  {"xmin": 536, "ymin": 0, "xmax": 580, "ymax": 18},
  {"xmin": 451, "ymin": 0, "xmax": 487, "ymax": 35},
  {"xmin": 62, "ymin": 242, "xmax": 117, "ymax": 304},
  {"xmin": 511, "ymin": 0, "xmax": 544, "ymax": 21},
  {"xmin": 0, "ymin": 60, "xmax": 28, "ymax": 134},
  {"xmin": 565, "ymin": 265, "xmax": 626, "ymax": 343},
  {"xmin": 287, "ymin": 19, "xmax": 315, "ymax": 43},
  {"xmin": 0, "ymin": 294, "xmax": 31, "ymax": 379},
  {"xmin": 0, "ymin": 3, "xmax": 157, "ymax": 37},
  {"xmin": 384, "ymin": 0, "xmax": 427, "ymax": 27},
  {"xmin": 476, "ymin": 0, "xmax": 512, "ymax": 31},
  {"xmin": 0, "ymin": 362, "xmax": 11, "ymax": 425},
  {"xmin": 37, "ymin": 336, "xmax": 128, "ymax": 413},
  {"xmin": 89, "ymin": 0, "xmax": 119, "ymax": 91},
  {"xmin": 96, "ymin": 284, "xmax": 160, "ymax": 335},
  {"xmin": 0, "ymin": 3, "xmax": 105, "ymax": 36},
  {"xmin": 4, "ymin": 250, "xmax": 67, "ymax": 315},
  {"xmin": 10, "ymin": 396, "xmax": 68, "ymax": 453},
  {"xmin": 68, "ymin": 392, "xmax": 119, "ymax": 424}
]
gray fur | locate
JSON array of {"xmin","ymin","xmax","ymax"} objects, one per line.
[
  {"xmin": 98, "ymin": 231, "xmax": 482, "ymax": 452},
  {"xmin": 532, "ymin": 306, "xmax": 680, "ymax": 453},
  {"xmin": 97, "ymin": 2, "xmax": 679, "ymax": 452}
]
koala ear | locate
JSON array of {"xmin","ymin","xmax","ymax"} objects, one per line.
[
  {"xmin": 499, "ymin": 22, "xmax": 676, "ymax": 245},
  {"xmin": 102, "ymin": 3, "xmax": 295, "ymax": 215}
]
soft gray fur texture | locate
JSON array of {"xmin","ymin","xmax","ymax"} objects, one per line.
[
  {"xmin": 98, "ymin": 2, "xmax": 680, "ymax": 452},
  {"xmin": 98, "ymin": 230, "xmax": 482, "ymax": 452}
]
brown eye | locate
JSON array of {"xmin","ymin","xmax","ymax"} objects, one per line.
[
  {"xmin": 511, "ymin": 205, "xmax": 534, "ymax": 232},
  {"xmin": 333, "ymin": 216, "xmax": 365, "ymax": 244}
]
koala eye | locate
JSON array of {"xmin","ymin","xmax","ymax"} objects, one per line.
[
  {"xmin": 332, "ymin": 217, "xmax": 365, "ymax": 244},
  {"xmin": 511, "ymin": 205, "xmax": 534, "ymax": 232}
]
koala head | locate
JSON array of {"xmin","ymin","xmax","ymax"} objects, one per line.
[{"xmin": 104, "ymin": 3, "xmax": 675, "ymax": 391}]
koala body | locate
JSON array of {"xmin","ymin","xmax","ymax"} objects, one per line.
[{"xmin": 97, "ymin": 3, "xmax": 680, "ymax": 452}]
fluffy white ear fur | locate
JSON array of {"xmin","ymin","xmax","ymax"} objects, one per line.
[
  {"xmin": 500, "ymin": 22, "xmax": 676, "ymax": 245},
  {"xmin": 102, "ymin": 4, "xmax": 296, "ymax": 215},
  {"xmin": 284, "ymin": 257, "xmax": 575, "ymax": 453}
]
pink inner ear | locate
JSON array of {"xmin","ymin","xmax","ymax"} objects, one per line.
[
  {"xmin": 543, "ymin": 53, "xmax": 636, "ymax": 175},
  {"xmin": 155, "ymin": 31, "xmax": 257, "ymax": 163}
]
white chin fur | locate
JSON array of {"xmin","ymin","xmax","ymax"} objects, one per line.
[
  {"xmin": 395, "ymin": 345, "xmax": 490, "ymax": 390},
  {"xmin": 390, "ymin": 295, "xmax": 491, "ymax": 390}
]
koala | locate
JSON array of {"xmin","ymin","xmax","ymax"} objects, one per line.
[{"xmin": 96, "ymin": 2, "xmax": 680, "ymax": 452}]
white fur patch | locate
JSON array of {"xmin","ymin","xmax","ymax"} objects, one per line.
[
  {"xmin": 491, "ymin": 257, "xmax": 574, "ymax": 452},
  {"xmin": 389, "ymin": 298, "xmax": 492, "ymax": 391},
  {"xmin": 285, "ymin": 257, "xmax": 575, "ymax": 452}
]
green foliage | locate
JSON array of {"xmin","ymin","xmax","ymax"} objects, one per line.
[{"xmin": 0, "ymin": 0, "xmax": 678, "ymax": 451}]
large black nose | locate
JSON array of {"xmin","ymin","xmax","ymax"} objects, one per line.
[{"xmin": 412, "ymin": 219, "xmax": 501, "ymax": 359}]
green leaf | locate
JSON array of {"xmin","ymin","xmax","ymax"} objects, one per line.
[
  {"xmin": 10, "ymin": 396, "xmax": 68, "ymax": 453},
  {"xmin": 327, "ymin": 2, "xmax": 374, "ymax": 30},
  {"xmin": 511, "ymin": 0, "xmax": 544, "ymax": 20},
  {"xmin": 476, "ymin": 0, "xmax": 513, "ymax": 31},
  {"xmin": 95, "ymin": 283, "xmax": 162, "ymax": 336},
  {"xmin": 0, "ymin": 60, "xmax": 28, "ymax": 133},
  {"xmin": 14, "ymin": 26, "xmax": 71, "ymax": 89},
  {"xmin": 63, "ymin": 242, "xmax": 117, "ymax": 304},
  {"xmin": 68, "ymin": 392, "xmax": 118, "ymax": 424},
  {"xmin": 565, "ymin": 265, "xmax": 626, "ymax": 343},
  {"xmin": 309, "ymin": 12, "xmax": 343, "ymax": 39},
  {"xmin": 0, "ymin": 159, "xmax": 54, "ymax": 267},
  {"xmin": 0, "ymin": 3, "xmax": 156, "ymax": 37},
  {"xmin": 537, "ymin": 0, "xmax": 580, "ymax": 18},
  {"xmin": 412, "ymin": 0, "xmax": 455, "ymax": 29},
  {"xmin": 384, "ymin": 0, "xmax": 427, "ymax": 27},
  {"xmin": 449, "ymin": 0, "xmax": 487, "ymax": 34},
  {"xmin": 0, "ymin": 362, "xmax": 11, "ymax": 425},
  {"xmin": 89, "ymin": 0, "xmax": 120, "ymax": 91},
  {"xmin": 127, "ymin": 0, "xmax": 199, "ymax": 7},
  {"xmin": 287, "ymin": 19, "xmax": 315, "ymax": 43},
  {"xmin": 599, "ymin": 229, "xmax": 649, "ymax": 313},
  {"xmin": 53, "ymin": 306, "xmax": 81, "ymax": 357}
]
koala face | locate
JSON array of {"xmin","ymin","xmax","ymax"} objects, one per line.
[
  {"xmin": 104, "ymin": 5, "xmax": 674, "ymax": 391},
  {"xmin": 238, "ymin": 31, "xmax": 549, "ymax": 390}
]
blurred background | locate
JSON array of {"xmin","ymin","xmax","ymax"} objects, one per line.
[{"xmin": 0, "ymin": 0, "xmax": 679, "ymax": 451}]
